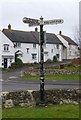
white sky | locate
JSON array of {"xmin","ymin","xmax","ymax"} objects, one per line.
[{"xmin": 0, "ymin": 0, "xmax": 80, "ymax": 40}]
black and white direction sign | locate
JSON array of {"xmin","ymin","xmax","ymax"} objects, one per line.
[
  {"xmin": 23, "ymin": 17, "xmax": 64, "ymax": 27},
  {"xmin": 44, "ymin": 19, "xmax": 64, "ymax": 25}
]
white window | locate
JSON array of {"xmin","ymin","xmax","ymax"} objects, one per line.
[
  {"xmin": 56, "ymin": 44, "xmax": 59, "ymax": 49},
  {"xmin": 14, "ymin": 42, "xmax": 21, "ymax": 48},
  {"xmin": 69, "ymin": 51, "xmax": 71, "ymax": 56},
  {"xmin": 51, "ymin": 49, "xmax": 53, "ymax": 53},
  {"xmin": 26, "ymin": 48, "xmax": 29, "ymax": 53},
  {"xmin": 32, "ymin": 54, "xmax": 37, "ymax": 60},
  {"xmin": 56, "ymin": 54, "xmax": 59, "ymax": 58},
  {"xmin": 33, "ymin": 44, "xmax": 36, "ymax": 48},
  {"xmin": 10, "ymin": 58, "xmax": 12, "ymax": 63},
  {"xmin": 3, "ymin": 44, "xmax": 9, "ymax": 51}
]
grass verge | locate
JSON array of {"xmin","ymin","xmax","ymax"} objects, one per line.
[
  {"xmin": 23, "ymin": 74, "xmax": 80, "ymax": 80},
  {"xmin": 2, "ymin": 104, "xmax": 80, "ymax": 118}
]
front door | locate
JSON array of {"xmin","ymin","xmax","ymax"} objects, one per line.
[{"xmin": 4, "ymin": 58, "xmax": 7, "ymax": 68}]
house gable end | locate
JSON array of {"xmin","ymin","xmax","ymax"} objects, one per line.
[{"xmin": 61, "ymin": 35, "xmax": 78, "ymax": 46}]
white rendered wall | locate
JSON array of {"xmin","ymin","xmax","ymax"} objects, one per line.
[
  {"xmin": 0, "ymin": 31, "xmax": 15, "ymax": 68},
  {"xmin": 15, "ymin": 43, "xmax": 39, "ymax": 63},
  {"xmin": 15, "ymin": 43, "xmax": 63, "ymax": 63},
  {"xmin": 0, "ymin": 31, "xmax": 2, "ymax": 68},
  {"xmin": 57, "ymin": 34, "xmax": 79, "ymax": 60},
  {"xmin": 44, "ymin": 44, "xmax": 62, "ymax": 62}
]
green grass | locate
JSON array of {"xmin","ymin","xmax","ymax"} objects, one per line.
[
  {"xmin": 0, "ymin": 108, "xmax": 2, "ymax": 119},
  {"xmin": 2, "ymin": 104, "xmax": 79, "ymax": 118},
  {"xmin": 23, "ymin": 74, "xmax": 80, "ymax": 80}
]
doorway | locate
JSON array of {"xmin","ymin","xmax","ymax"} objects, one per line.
[{"xmin": 4, "ymin": 58, "xmax": 7, "ymax": 68}]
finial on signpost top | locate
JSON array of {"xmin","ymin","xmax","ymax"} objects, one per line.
[
  {"xmin": 40, "ymin": 16, "xmax": 44, "ymax": 25},
  {"xmin": 40, "ymin": 16, "xmax": 43, "ymax": 20}
]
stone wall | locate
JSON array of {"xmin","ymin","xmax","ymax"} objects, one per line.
[
  {"xmin": 1, "ymin": 89, "xmax": 81, "ymax": 108},
  {"xmin": 24, "ymin": 68, "xmax": 80, "ymax": 76}
]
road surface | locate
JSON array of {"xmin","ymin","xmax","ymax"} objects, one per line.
[
  {"xmin": 1, "ymin": 79, "xmax": 80, "ymax": 92},
  {"xmin": 0, "ymin": 68, "xmax": 80, "ymax": 92}
]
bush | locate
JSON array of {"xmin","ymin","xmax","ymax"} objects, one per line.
[
  {"xmin": 15, "ymin": 58, "xmax": 23, "ymax": 65},
  {"xmin": 11, "ymin": 58, "xmax": 23, "ymax": 68},
  {"xmin": 53, "ymin": 56, "xmax": 58, "ymax": 63},
  {"xmin": 34, "ymin": 62, "xmax": 38, "ymax": 64}
]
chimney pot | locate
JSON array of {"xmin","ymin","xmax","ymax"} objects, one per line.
[
  {"xmin": 59, "ymin": 31, "xmax": 62, "ymax": 35},
  {"xmin": 35, "ymin": 27, "xmax": 38, "ymax": 32},
  {"xmin": 8, "ymin": 24, "xmax": 11, "ymax": 30}
]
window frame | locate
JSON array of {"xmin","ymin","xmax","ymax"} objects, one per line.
[
  {"xmin": 14, "ymin": 42, "xmax": 21, "ymax": 48},
  {"xmin": 51, "ymin": 49, "xmax": 53, "ymax": 53},
  {"xmin": 32, "ymin": 54, "xmax": 37, "ymax": 60},
  {"xmin": 3, "ymin": 44, "xmax": 9, "ymax": 52},
  {"xmin": 26, "ymin": 48, "xmax": 29, "ymax": 53},
  {"xmin": 56, "ymin": 44, "xmax": 59, "ymax": 49},
  {"xmin": 33, "ymin": 43, "xmax": 36, "ymax": 49}
]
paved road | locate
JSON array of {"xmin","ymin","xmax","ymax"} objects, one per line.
[
  {"xmin": 0, "ymin": 68, "xmax": 80, "ymax": 92},
  {"xmin": 1, "ymin": 80, "xmax": 80, "ymax": 92}
]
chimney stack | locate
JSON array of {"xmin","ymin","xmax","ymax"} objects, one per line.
[
  {"xmin": 8, "ymin": 24, "xmax": 11, "ymax": 30},
  {"xmin": 35, "ymin": 27, "xmax": 38, "ymax": 32},
  {"xmin": 59, "ymin": 31, "xmax": 62, "ymax": 35}
]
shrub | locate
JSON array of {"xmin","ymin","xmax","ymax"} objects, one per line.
[
  {"xmin": 11, "ymin": 58, "xmax": 23, "ymax": 68},
  {"xmin": 34, "ymin": 62, "xmax": 38, "ymax": 64},
  {"xmin": 53, "ymin": 56, "xmax": 58, "ymax": 63},
  {"xmin": 15, "ymin": 58, "xmax": 23, "ymax": 65}
]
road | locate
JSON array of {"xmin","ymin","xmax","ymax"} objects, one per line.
[
  {"xmin": 1, "ymin": 80, "xmax": 80, "ymax": 92},
  {"xmin": 0, "ymin": 67, "xmax": 80, "ymax": 92}
]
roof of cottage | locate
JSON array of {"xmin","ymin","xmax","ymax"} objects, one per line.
[
  {"xmin": 61, "ymin": 34, "xmax": 78, "ymax": 46},
  {"xmin": 2, "ymin": 29, "xmax": 62, "ymax": 44}
]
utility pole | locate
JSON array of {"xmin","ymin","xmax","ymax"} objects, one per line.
[{"xmin": 23, "ymin": 16, "xmax": 64, "ymax": 106}]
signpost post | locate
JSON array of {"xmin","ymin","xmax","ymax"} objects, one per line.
[{"xmin": 23, "ymin": 16, "xmax": 64, "ymax": 106}]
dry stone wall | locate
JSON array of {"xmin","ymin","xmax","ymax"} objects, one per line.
[
  {"xmin": 24, "ymin": 69, "xmax": 80, "ymax": 76},
  {"xmin": 1, "ymin": 89, "xmax": 81, "ymax": 108}
]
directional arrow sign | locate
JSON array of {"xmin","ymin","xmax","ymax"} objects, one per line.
[
  {"xmin": 44, "ymin": 19, "xmax": 64, "ymax": 25},
  {"xmin": 23, "ymin": 17, "xmax": 64, "ymax": 27},
  {"xmin": 29, "ymin": 22, "xmax": 40, "ymax": 27},
  {"xmin": 23, "ymin": 17, "xmax": 40, "ymax": 27}
]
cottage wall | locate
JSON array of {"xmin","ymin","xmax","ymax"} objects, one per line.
[
  {"xmin": 0, "ymin": 31, "xmax": 15, "ymax": 68},
  {"xmin": 57, "ymin": 34, "xmax": 79, "ymax": 60}
]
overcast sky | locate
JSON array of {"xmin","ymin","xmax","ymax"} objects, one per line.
[{"xmin": 0, "ymin": 0, "xmax": 80, "ymax": 40}]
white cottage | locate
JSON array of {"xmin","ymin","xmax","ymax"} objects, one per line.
[
  {"xmin": 2, "ymin": 26, "xmax": 63, "ymax": 63},
  {"xmin": 57, "ymin": 31, "xmax": 79, "ymax": 60},
  {"xmin": 2, "ymin": 26, "xmax": 79, "ymax": 66},
  {"xmin": 0, "ymin": 30, "xmax": 15, "ymax": 68}
]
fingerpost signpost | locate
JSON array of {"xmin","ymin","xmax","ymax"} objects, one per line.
[{"xmin": 23, "ymin": 16, "xmax": 64, "ymax": 106}]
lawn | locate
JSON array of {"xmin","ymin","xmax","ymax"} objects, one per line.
[
  {"xmin": 23, "ymin": 64, "xmax": 80, "ymax": 81},
  {"xmin": 23, "ymin": 74, "xmax": 80, "ymax": 80},
  {"xmin": 0, "ymin": 108, "xmax": 2, "ymax": 119},
  {"xmin": 2, "ymin": 104, "xmax": 80, "ymax": 118}
]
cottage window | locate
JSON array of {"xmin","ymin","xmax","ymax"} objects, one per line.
[
  {"xmin": 33, "ymin": 44, "xmax": 36, "ymax": 48},
  {"xmin": 26, "ymin": 48, "xmax": 29, "ymax": 53},
  {"xmin": 3, "ymin": 44, "xmax": 9, "ymax": 51},
  {"xmin": 17, "ymin": 42, "xmax": 21, "ymax": 47},
  {"xmin": 32, "ymin": 54, "xmax": 37, "ymax": 60},
  {"xmin": 51, "ymin": 49, "xmax": 53, "ymax": 53},
  {"xmin": 10, "ymin": 58, "xmax": 12, "ymax": 63},
  {"xmin": 56, "ymin": 54, "xmax": 59, "ymax": 58},
  {"xmin": 56, "ymin": 44, "xmax": 59, "ymax": 49},
  {"xmin": 69, "ymin": 51, "xmax": 71, "ymax": 56},
  {"xmin": 14, "ymin": 42, "xmax": 21, "ymax": 48}
]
